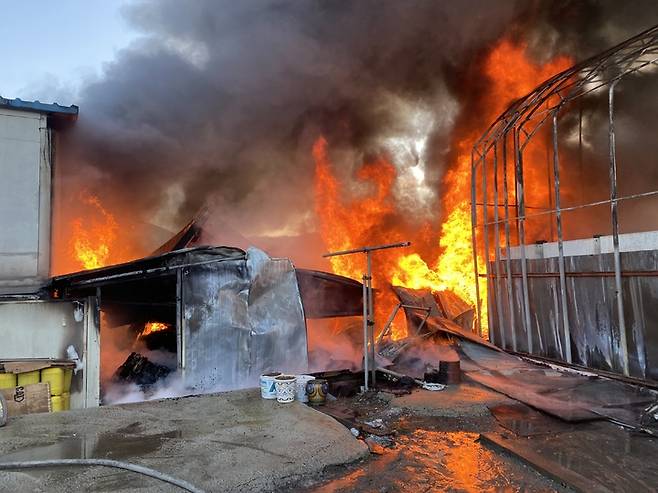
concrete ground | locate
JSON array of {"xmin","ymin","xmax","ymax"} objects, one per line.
[{"xmin": 0, "ymin": 389, "xmax": 367, "ymax": 493}]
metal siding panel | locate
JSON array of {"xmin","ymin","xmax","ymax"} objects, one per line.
[
  {"xmin": 491, "ymin": 248, "xmax": 658, "ymax": 380},
  {"xmin": 182, "ymin": 260, "xmax": 250, "ymax": 390}
]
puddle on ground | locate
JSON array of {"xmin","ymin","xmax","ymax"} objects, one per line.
[
  {"xmin": 0, "ymin": 428, "xmax": 181, "ymax": 484},
  {"xmin": 0, "ymin": 429, "xmax": 180, "ymax": 463},
  {"xmin": 305, "ymin": 417, "xmax": 560, "ymax": 493}
]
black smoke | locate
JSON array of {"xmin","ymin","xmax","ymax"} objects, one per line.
[{"xmin": 57, "ymin": 0, "xmax": 658, "ymax": 252}]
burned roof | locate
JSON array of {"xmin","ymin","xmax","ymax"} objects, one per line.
[{"xmin": 51, "ymin": 246, "xmax": 246, "ymax": 294}]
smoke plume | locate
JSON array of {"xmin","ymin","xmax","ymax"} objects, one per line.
[{"xmin": 55, "ymin": 1, "xmax": 658, "ymax": 257}]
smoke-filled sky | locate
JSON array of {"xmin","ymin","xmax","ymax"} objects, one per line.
[{"xmin": 5, "ymin": 1, "xmax": 658, "ymax": 249}]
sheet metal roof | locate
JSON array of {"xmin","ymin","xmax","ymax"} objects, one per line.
[{"xmin": 0, "ymin": 96, "xmax": 78, "ymax": 121}]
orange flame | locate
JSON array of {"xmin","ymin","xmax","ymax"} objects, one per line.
[
  {"xmin": 70, "ymin": 193, "xmax": 118, "ymax": 270},
  {"xmin": 139, "ymin": 322, "xmax": 170, "ymax": 338},
  {"xmin": 313, "ymin": 38, "xmax": 572, "ymax": 341}
]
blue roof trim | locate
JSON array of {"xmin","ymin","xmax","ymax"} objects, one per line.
[{"xmin": 0, "ymin": 96, "xmax": 78, "ymax": 119}]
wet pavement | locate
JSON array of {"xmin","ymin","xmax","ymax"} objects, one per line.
[
  {"xmin": 0, "ymin": 389, "xmax": 367, "ymax": 492},
  {"xmin": 288, "ymin": 394, "xmax": 569, "ymax": 493}
]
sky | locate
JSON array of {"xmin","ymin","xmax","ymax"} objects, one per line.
[{"xmin": 0, "ymin": 0, "xmax": 136, "ymax": 105}]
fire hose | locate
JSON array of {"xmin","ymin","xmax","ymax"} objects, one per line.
[{"xmin": 0, "ymin": 459, "xmax": 206, "ymax": 493}]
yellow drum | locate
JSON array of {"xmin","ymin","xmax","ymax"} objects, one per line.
[
  {"xmin": 0, "ymin": 373, "xmax": 16, "ymax": 390},
  {"xmin": 17, "ymin": 371, "xmax": 40, "ymax": 386},
  {"xmin": 50, "ymin": 395, "xmax": 64, "ymax": 412},
  {"xmin": 41, "ymin": 368, "xmax": 65, "ymax": 395},
  {"xmin": 64, "ymin": 369, "xmax": 73, "ymax": 393}
]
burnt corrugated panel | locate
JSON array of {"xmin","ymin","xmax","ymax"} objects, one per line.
[{"xmin": 296, "ymin": 269, "xmax": 363, "ymax": 318}]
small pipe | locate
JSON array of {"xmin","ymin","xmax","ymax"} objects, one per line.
[
  {"xmin": 362, "ymin": 274, "xmax": 369, "ymax": 391},
  {"xmin": 367, "ymin": 251, "xmax": 376, "ymax": 387},
  {"xmin": 377, "ymin": 303, "xmax": 402, "ymax": 344}
]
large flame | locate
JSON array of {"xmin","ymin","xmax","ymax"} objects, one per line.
[
  {"xmin": 139, "ymin": 321, "xmax": 170, "ymax": 339},
  {"xmin": 313, "ymin": 38, "xmax": 572, "ymax": 340},
  {"xmin": 70, "ymin": 193, "xmax": 119, "ymax": 270}
]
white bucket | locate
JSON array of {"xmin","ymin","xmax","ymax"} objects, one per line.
[
  {"xmin": 274, "ymin": 375, "xmax": 297, "ymax": 403},
  {"xmin": 260, "ymin": 372, "xmax": 281, "ymax": 399},
  {"xmin": 295, "ymin": 375, "xmax": 315, "ymax": 403}
]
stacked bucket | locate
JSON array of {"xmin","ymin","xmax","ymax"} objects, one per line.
[{"xmin": 0, "ymin": 367, "xmax": 73, "ymax": 412}]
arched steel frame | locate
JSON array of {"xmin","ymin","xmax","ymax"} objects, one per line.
[{"xmin": 470, "ymin": 25, "xmax": 658, "ymax": 376}]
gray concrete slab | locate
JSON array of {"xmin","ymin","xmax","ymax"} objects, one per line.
[{"xmin": 0, "ymin": 389, "xmax": 368, "ymax": 492}]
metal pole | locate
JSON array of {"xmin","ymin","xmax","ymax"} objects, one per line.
[
  {"xmin": 608, "ymin": 83, "xmax": 630, "ymax": 376},
  {"xmin": 481, "ymin": 153, "xmax": 495, "ymax": 343},
  {"xmin": 362, "ymin": 273, "xmax": 369, "ymax": 390},
  {"xmin": 552, "ymin": 113, "xmax": 572, "ymax": 363},
  {"xmin": 471, "ymin": 150, "xmax": 483, "ymax": 336},
  {"xmin": 366, "ymin": 251, "xmax": 376, "ymax": 386},
  {"xmin": 323, "ymin": 241, "xmax": 411, "ymax": 257},
  {"xmin": 322, "ymin": 241, "xmax": 411, "ymax": 391},
  {"xmin": 492, "ymin": 143, "xmax": 506, "ymax": 348},
  {"xmin": 515, "ymin": 128, "xmax": 534, "ymax": 354},
  {"xmin": 376, "ymin": 303, "xmax": 402, "ymax": 344},
  {"xmin": 502, "ymin": 134, "xmax": 517, "ymax": 351}
]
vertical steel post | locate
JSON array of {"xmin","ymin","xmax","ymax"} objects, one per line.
[
  {"xmin": 362, "ymin": 273, "xmax": 369, "ymax": 390},
  {"xmin": 366, "ymin": 251, "xmax": 376, "ymax": 386},
  {"xmin": 515, "ymin": 128, "xmax": 534, "ymax": 354},
  {"xmin": 471, "ymin": 151, "xmax": 483, "ymax": 336},
  {"xmin": 492, "ymin": 143, "xmax": 506, "ymax": 348},
  {"xmin": 502, "ymin": 135, "xmax": 517, "ymax": 351},
  {"xmin": 552, "ymin": 113, "xmax": 572, "ymax": 363},
  {"xmin": 481, "ymin": 153, "xmax": 494, "ymax": 343},
  {"xmin": 608, "ymin": 83, "xmax": 630, "ymax": 376}
]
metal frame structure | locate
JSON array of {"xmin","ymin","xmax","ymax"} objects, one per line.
[
  {"xmin": 471, "ymin": 25, "xmax": 658, "ymax": 377},
  {"xmin": 323, "ymin": 241, "xmax": 410, "ymax": 390}
]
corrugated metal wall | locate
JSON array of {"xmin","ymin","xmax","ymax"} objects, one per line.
[{"xmin": 489, "ymin": 249, "xmax": 658, "ymax": 381}]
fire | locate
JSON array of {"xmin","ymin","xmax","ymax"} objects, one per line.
[
  {"xmin": 71, "ymin": 193, "xmax": 118, "ymax": 270},
  {"xmin": 139, "ymin": 322, "xmax": 170, "ymax": 338},
  {"xmin": 313, "ymin": 38, "xmax": 572, "ymax": 341}
]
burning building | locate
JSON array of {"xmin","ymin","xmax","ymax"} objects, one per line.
[{"xmin": 0, "ymin": 96, "xmax": 364, "ymax": 408}]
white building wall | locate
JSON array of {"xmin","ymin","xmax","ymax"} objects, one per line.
[{"xmin": 0, "ymin": 108, "xmax": 52, "ymax": 292}]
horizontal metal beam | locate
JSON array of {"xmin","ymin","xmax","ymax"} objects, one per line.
[{"xmin": 322, "ymin": 241, "xmax": 411, "ymax": 258}]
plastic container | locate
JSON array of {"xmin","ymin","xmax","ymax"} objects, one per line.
[
  {"xmin": 50, "ymin": 395, "xmax": 64, "ymax": 412},
  {"xmin": 41, "ymin": 368, "xmax": 65, "ymax": 395},
  {"xmin": 0, "ymin": 373, "xmax": 17, "ymax": 390},
  {"xmin": 17, "ymin": 371, "xmax": 40, "ymax": 386},
  {"xmin": 295, "ymin": 375, "xmax": 315, "ymax": 403},
  {"xmin": 64, "ymin": 369, "xmax": 73, "ymax": 393},
  {"xmin": 260, "ymin": 372, "xmax": 282, "ymax": 399},
  {"xmin": 274, "ymin": 375, "xmax": 297, "ymax": 403}
]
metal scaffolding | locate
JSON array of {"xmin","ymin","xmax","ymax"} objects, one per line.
[{"xmin": 470, "ymin": 25, "xmax": 658, "ymax": 378}]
